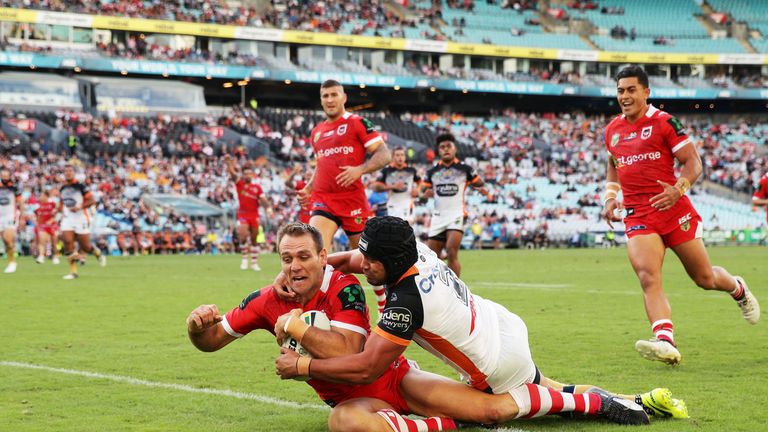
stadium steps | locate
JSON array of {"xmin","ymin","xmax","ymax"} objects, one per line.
[
  {"xmin": 738, "ymin": 38, "xmax": 758, "ymax": 53},
  {"xmin": 580, "ymin": 34, "xmax": 599, "ymax": 50},
  {"xmin": 695, "ymin": 14, "xmax": 717, "ymax": 36}
]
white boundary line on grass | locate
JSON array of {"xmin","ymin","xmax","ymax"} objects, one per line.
[{"xmin": 0, "ymin": 360, "xmax": 329, "ymax": 411}]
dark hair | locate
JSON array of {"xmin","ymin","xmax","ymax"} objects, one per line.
[
  {"xmin": 392, "ymin": 146, "xmax": 406, "ymax": 154},
  {"xmin": 321, "ymin": 79, "xmax": 343, "ymax": 90},
  {"xmin": 359, "ymin": 216, "xmax": 418, "ymax": 285},
  {"xmin": 435, "ymin": 133, "xmax": 456, "ymax": 147},
  {"xmin": 616, "ymin": 65, "xmax": 649, "ymax": 88},
  {"xmin": 277, "ymin": 222, "xmax": 323, "ymax": 253}
]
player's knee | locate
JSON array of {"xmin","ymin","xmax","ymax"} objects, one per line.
[
  {"xmin": 693, "ymin": 271, "xmax": 717, "ymax": 290},
  {"xmin": 635, "ymin": 269, "xmax": 660, "ymax": 290},
  {"xmin": 475, "ymin": 401, "xmax": 508, "ymax": 424},
  {"xmin": 327, "ymin": 406, "xmax": 371, "ymax": 432}
]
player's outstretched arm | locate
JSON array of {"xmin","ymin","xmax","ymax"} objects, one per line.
[
  {"xmin": 186, "ymin": 304, "xmax": 236, "ymax": 352},
  {"xmin": 222, "ymin": 154, "xmax": 239, "ymax": 182},
  {"xmin": 275, "ymin": 308, "xmax": 367, "ymax": 358}
]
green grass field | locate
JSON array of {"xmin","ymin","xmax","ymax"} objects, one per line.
[{"xmin": 1, "ymin": 247, "xmax": 766, "ymax": 431}]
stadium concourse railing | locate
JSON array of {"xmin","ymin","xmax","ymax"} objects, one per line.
[{"xmin": 4, "ymin": 51, "xmax": 768, "ymax": 100}]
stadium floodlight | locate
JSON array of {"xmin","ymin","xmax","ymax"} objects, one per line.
[
  {"xmin": 120, "ymin": 70, "xmax": 128, "ymax": 76},
  {"xmin": 162, "ymin": 72, "xmax": 169, "ymax": 78},
  {"xmin": 74, "ymin": 67, "xmax": 81, "ymax": 73},
  {"xmin": 205, "ymin": 75, "xmax": 212, "ymax": 80},
  {"xmin": 237, "ymin": 80, "xmax": 248, "ymax": 86},
  {"xmin": 394, "ymin": 85, "xmax": 400, "ymax": 91},
  {"xmin": 462, "ymin": 89, "xmax": 468, "ymax": 94},
  {"xmin": 223, "ymin": 82, "xmax": 234, "ymax": 88},
  {"xmin": 429, "ymin": 86, "xmax": 436, "ymax": 92},
  {"xmin": 359, "ymin": 83, "xmax": 366, "ymax": 89},
  {"xmin": 284, "ymin": 79, "xmax": 292, "ymax": 85}
]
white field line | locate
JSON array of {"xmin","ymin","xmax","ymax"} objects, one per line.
[
  {"xmin": 0, "ymin": 360, "xmax": 329, "ymax": 411},
  {"xmin": 472, "ymin": 282, "xmax": 727, "ymax": 298}
]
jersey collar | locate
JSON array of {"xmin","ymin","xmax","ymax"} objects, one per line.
[
  {"xmin": 438, "ymin": 158, "xmax": 460, "ymax": 167},
  {"xmin": 319, "ymin": 265, "xmax": 334, "ymax": 293},
  {"xmin": 392, "ymin": 265, "xmax": 419, "ymax": 286},
  {"xmin": 645, "ymin": 104, "xmax": 658, "ymax": 118}
]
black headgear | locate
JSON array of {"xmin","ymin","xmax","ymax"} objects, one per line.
[{"xmin": 358, "ymin": 216, "xmax": 418, "ymax": 285}]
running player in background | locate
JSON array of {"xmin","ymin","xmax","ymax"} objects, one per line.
[
  {"xmin": 298, "ymin": 79, "xmax": 390, "ymax": 252},
  {"xmin": 419, "ymin": 134, "xmax": 490, "ymax": 277},
  {"xmin": 751, "ymin": 168, "xmax": 768, "ymax": 223},
  {"xmin": 601, "ymin": 65, "xmax": 760, "ymax": 365},
  {"xmin": 60, "ymin": 164, "xmax": 106, "ymax": 279},
  {"xmin": 34, "ymin": 190, "xmax": 60, "ymax": 265},
  {"xmin": 1, "ymin": 168, "xmax": 23, "ymax": 273},
  {"xmin": 372, "ymin": 146, "xmax": 420, "ymax": 223},
  {"xmin": 224, "ymin": 155, "xmax": 272, "ymax": 271}
]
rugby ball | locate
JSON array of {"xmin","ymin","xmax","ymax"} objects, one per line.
[{"xmin": 281, "ymin": 310, "xmax": 331, "ymax": 380}]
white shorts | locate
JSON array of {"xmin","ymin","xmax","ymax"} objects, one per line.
[
  {"xmin": 0, "ymin": 213, "xmax": 17, "ymax": 232},
  {"xmin": 428, "ymin": 212, "xmax": 465, "ymax": 239},
  {"xmin": 485, "ymin": 302, "xmax": 537, "ymax": 394},
  {"xmin": 387, "ymin": 204, "xmax": 413, "ymax": 223},
  {"xmin": 60, "ymin": 213, "xmax": 91, "ymax": 235}
]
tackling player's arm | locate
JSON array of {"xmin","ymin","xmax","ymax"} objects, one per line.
[
  {"xmin": 275, "ymin": 307, "xmax": 367, "ymax": 358},
  {"xmin": 326, "ymin": 250, "xmax": 364, "ymax": 274},
  {"xmin": 276, "ymin": 276, "xmax": 423, "ymax": 384},
  {"xmin": 186, "ymin": 304, "xmax": 236, "ymax": 352}
]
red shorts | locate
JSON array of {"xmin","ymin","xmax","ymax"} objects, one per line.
[
  {"xmin": 319, "ymin": 355, "xmax": 411, "ymax": 413},
  {"xmin": 237, "ymin": 212, "xmax": 260, "ymax": 229},
  {"xmin": 623, "ymin": 198, "xmax": 703, "ymax": 248},
  {"xmin": 298, "ymin": 207, "xmax": 311, "ymax": 224},
  {"xmin": 36, "ymin": 224, "xmax": 58, "ymax": 237},
  {"xmin": 310, "ymin": 192, "xmax": 371, "ymax": 235}
]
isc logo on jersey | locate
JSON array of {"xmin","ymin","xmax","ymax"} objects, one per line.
[
  {"xmin": 380, "ymin": 307, "xmax": 412, "ymax": 332},
  {"xmin": 282, "ymin": 310, "xmax": 331, "ymax": 381}
]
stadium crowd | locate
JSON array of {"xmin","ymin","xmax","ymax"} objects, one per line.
[{"xmin": 1, "ymin": 106, "xmax": 766, "ymax": 257}]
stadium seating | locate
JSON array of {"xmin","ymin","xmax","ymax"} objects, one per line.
[
  {"xmin": 570, "ymin": 0, "xmax": 708, "ymax": 38},
  {"xmin": 591, "ymin": 36, "xmax": 746, "ymax": 53}
]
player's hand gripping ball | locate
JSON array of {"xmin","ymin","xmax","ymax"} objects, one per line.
[{"xmin": 281, "ymin": 310, "xmax": 331, "ymax": 381}]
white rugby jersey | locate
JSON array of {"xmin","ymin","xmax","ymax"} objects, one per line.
[
  {"xmin": 423, "ymin": 159, "xmax": 480, "ymax": 218},
  {"xmin": 0, "ymin": 181, "xmax": 21, "ymax": 217},
  {"xmin": 376, "ymin": 165, "xmax": 419, "ymax": 212},
  {"xmin": 60, "ymin": 182, "xmax": 90, "ymax": 217},
  {"xmin": 373, "ymin": 242, "xmax": 501, "ymax": 391}
]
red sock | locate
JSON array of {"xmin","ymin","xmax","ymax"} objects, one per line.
[
  {"xmin": 509, "ymin": 383, "xmax": 601, "ymax": 419},
  {"xmin": 652, "ymin": 319, "xmax": 675, "ymax": 346},
  {"xmin": 730, "ymin": 278, "xmax": 745, "ymax": 300},
  {"xmin": 377, "ymin": 409, "xmax": 456, "ymax": 431},
  {"xmin": 250, "ymin": 246, "xmax": 259, "ymax": 264}
]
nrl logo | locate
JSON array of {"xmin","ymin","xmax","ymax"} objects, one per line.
[
  {"xmin": 641, "ymin": 126, "xmax": 653, "ymax": 140},
  {"xmin": 336, "ymin": 124, "xmax": 347, "ymax": 136}
]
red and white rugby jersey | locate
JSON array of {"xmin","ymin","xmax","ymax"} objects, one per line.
[
  {"xmin": 753, "ymin": 173, "xmax": 768, "ymax": 222},
  {"xmin": 310, "ymin": 112, "xmax": 383, "ymax": 196},
  {"xmin": 234, "ymin": 179, "xmax": 263, "ymax": 215},
  {"xmin": 604, "ymin": 104, "xmax": 692, "ymax": 208}
]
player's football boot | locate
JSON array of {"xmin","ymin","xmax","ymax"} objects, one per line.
[
  {"xmin": 734, "ymin": 276, "xmax": 760, "ymax": 324},
  {"xmin": 52, "ymin": 256, "xmax": 60, "ymax": 265},
  {"xmin": 240, "ymin": 258, "xmax": 248, "ymax": 270},
  {"xmin": 251, "ymin": 262, "xmax": 261, "ymax": 271},
  {"xmin": 63, "ymin": 273, "xmax": 79, "ymax": 280},
  {"xmin": 635, "ymin": 338, "xmax": 681, "ymax": 365},
  {"xmin": 638, "ymin": 388, "xmax": 689, "ymax": 419},
  {"xmin": 4, "ymin": 261, "xmax": 17, "ymax": 273},
  {"xmin": 99, "ymin": 254, "xmax": 107, "ymax": 267},
  {"xmin": 36, "ymin": 255, "xmax": 45, "ymax": 264},
  {"xmin": 591, "ymin": 391, "xmax": 649, "ymax": 425}
]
